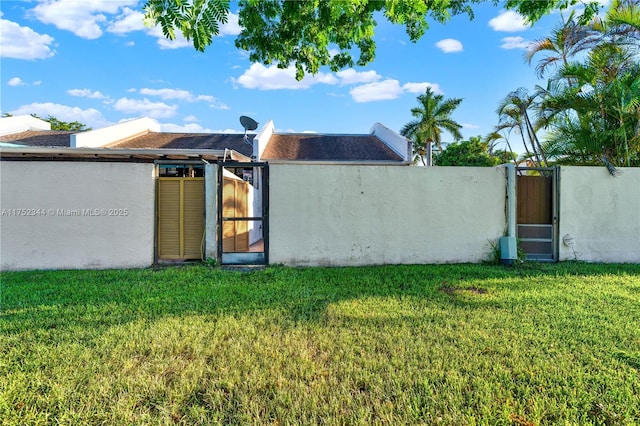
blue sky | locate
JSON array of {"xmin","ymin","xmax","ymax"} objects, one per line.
[{"xmin": 0, "ymin": 1, "xmax": 606, "ymax": 154}]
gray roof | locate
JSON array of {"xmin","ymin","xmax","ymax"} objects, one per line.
[
  {"xmin": 110, "ymin": 132, "xmax": 254, "ymax": 157},
  {"xmin": 260, "ymin": 133, "xmax": 403, "ymax": 161},
  {"xmin": 1, "ymin": 130, "xmax": 404, "ymax": 162},
  {"xmin": 0, "ymin": 130, "xmax": 74, "ymax": 147}
]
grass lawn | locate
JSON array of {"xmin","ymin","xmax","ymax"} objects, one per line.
[{"xmin": 1, "ymin": 263, "xmax": 639, "ymax": 425}]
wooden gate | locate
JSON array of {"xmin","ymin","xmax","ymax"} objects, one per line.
[
  {"xmin": 516, "ymin": 168, "xmax": 557, "ymax": 261},
  {"xmin": 222, "ymin": 176, "xmax": 249, "ymax": 252},
  {"xmin": 157, "ymin": 177, "xmax": 205, "ymax": 260}
]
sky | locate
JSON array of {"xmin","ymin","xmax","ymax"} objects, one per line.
[{"xmin": 0, "ymin": 0, "xmax": 607, "ymax": 155}]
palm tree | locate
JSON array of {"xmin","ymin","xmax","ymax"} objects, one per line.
[
  {"xmin": 537, "ymin": 50, "xmax": 639, "ymax": 168},
  {"xmin": 485, "ymin": 130, "xmax": 518, "ymax": 165},
  {"xmin": 536, "ymin": 0, "xmax": 640, "ymax": 169},
  {"xmin": 606, "ymin": 0, "xmax": 640, "ymax": 40},
  {"xmin": 400, "ymin": 87, "xmax": 463, "ymax": 166},
  {"xmin": 496, "ymin": 88, "xmax": 547, "ymax": 167},
  {"xmin": 525, "ymin": 11, "xmax": 597, "ymax": 82}
]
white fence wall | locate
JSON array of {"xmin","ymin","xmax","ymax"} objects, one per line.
[
  {"xmin": 268, "ymin": 165, "xmax": 507, "ymax": 266},
  {"xmin": 559, "ymin": 167, "xmax": 640, "ymax": 263},
  {"xmin": 0, "ymin": 161, "xmax": 155, "ymax": 270},
  {"xmin": 2, "ymin": 161, "xmax": 637, "ymax": 271}
]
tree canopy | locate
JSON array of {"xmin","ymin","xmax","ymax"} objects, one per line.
[
  {"xmin": 41, "ymin": 115, "xmax": 91, "ymax": 132},
  {"xmin": 491, "ymin": 0, "xmax": 639, "ymax": 171},
  {"xmin": 400, "ymin": 87, "xmax": 463, "ymax": 166},
  {"xmin": 434, "ymin": 136, "xmax": 515, "ymax": 166},
  {"xmin": 144, "ymin": 0, "xmax": 603, "ymax": 79}
]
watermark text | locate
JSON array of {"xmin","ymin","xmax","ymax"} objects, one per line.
[{"xmin": 2, "ymin": 208, "xmax": 129, "ymax": 217}]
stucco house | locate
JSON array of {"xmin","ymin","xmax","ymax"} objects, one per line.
[
  {"xmin": 0, "ymin": 115, "xmax": 414, "ymax": 269},
  {"xmin": 2, "ymin": 115, "xmax": 639, "ymax": 271}
]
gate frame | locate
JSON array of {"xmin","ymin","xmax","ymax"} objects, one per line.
[
  {"xmin": 217, "ymin": 161, "xmax": 269, "ymax": 265},
  {"xmin": 516, "ymin": 166, "xmax": 560, "ymax": 262}
]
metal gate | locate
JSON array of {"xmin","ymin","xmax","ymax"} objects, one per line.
[
  {"xmin": 516, "ymin": 167, "xmax": 558, "ymax": 261},
  {"xmin": 218, "ymin": 162, "xmax": 268, "ymax": 265}
]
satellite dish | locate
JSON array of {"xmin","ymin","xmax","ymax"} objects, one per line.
[
  {"xmin": 239, "ymin": 116, "xmax": 258, "ymax": 145},
  {"xmin": 240, "ymin": 115, "xmax": 258, "ymax": 131}
]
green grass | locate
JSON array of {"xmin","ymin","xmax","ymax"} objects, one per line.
[{"xmin": 1, "ymin": 263, "xmax": 639, "ymax": 425}]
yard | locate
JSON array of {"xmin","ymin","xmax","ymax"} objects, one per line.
[{"xmin": 1, "ymin": 263, "xmax": 639, "ymax": 425}]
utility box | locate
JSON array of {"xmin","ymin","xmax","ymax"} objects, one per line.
[{"xmin": 500, "ymin": 236, "xmax": 518, "ymax": 265}]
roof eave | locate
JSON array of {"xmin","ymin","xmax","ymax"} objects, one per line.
[
  {"xmin": 0, "ymin": 147, "xmax": 251, "ymax": 161},
  {"xmin": 260, "ymin": 159, "xmax": 412, "ymax": 166}
]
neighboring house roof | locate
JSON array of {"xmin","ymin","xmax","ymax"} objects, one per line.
[
  {"xmin": 0, "ymin": 130, "xmax": 74, "ymax": 147},
  {"xmin": 110, "ymin": 132, "xmax": 254, "ymax": 157},
  {"xmin": 0, "ymin": 116, "xmax": 409, "ymax": 163},
  {"xmin": 260, "ymin": 133, "xmax": 404, "ymax": 162}
]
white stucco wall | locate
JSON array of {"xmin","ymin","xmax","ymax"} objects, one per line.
[
  {"xmin": 0, "ymin": 161, "xmax": 155, "ymax": 271},
  {"xmin": 268, "ymin": 165, "xmax": 507, "ymax": 266},
  {"xmin": 558, "ymin": 167, "xmax": 640, "ymax": 263}
]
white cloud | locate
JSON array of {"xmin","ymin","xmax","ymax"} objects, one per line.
[
  {"xmin": 279, "ymin": 128, "xmax": 317, "ymax": 134},
  {"xmin": 159, "ymin": 122, "xmax": 217, "ymax": 133},
  {"xmin": 349, "ymin": 79, "xmax": 404, "ymax": 103},
  {"xmin": 462, "ymin": 123, "xmax": 480, "ymax": 129},
  {"xmin": 219, "ymin": 12, "xmax": 241, "ymax": 36},
  {"xmin": 136, "ymin": 88, "xmax": 229, "ymax": 109},
  {"xmin": 234, "ymin": 64, "xmax": 442, "ymax": 104},
  {"xmin": 489, "ymin": 10, "xmax": 528, "ymax": 32},
  {"xmin": 106, "ymin": 7, "xmax": 145, "ymax": 34},
  {"xmin": 162, "ymin": 124, "xmax": 242, "ymax": 133},
  {"xmin": 112, "ymin": 97, "xmax": 178, "ymax": 118},
  {"xmin": 501, "ymin": 36, "xmax": 533, "ymax": 50},
  {"xmin": 233, "ymin": 63, "xmax": 338, "ymax": 90},
  {"xmin": 402, "ymin": 82, "xmax": 443, "ymax": 95},
  {"xmin": 149, "ymin": 25, "xmax": 192, "ymax": 49},
  {"xmin": 68, "ymin": 89, "xmax": 107, "ymax": 99},
  {"xmin": 0, "ymin": 14, "xmax": 55, "ymax": 60},
  {"xmin": 210, "ymin": 101, "xmax": 230, "ymax": 110},
  {"xmin": 183, "ymin": 115, "xmax": 199, "ymax": 123},
  {"xmin": 7, "ymin": 77, "xmax": 43, "ymax": 87},
  {"xmin": 139, "ymin": 88, "xmax": 196, "ymax": 101},
  {"xmin": 9, "ymin": 102, "xmax": 111, "ymax": 128},
  {"xmin": 436, "ymin": 38, "xmax": 463, "ymax": 53},
  {"xmin": 32, "ymin": 0, "xmax": 138, "ymax": 39},
  {"xmin": 336, "ymin": 69, "xmax": 381, "ymax": 86},
  {"xmin": 8, "ymin": 77, "xmax": 24, "ymax": 87}
]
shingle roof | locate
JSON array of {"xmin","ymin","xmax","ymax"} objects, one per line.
[
  {"xmin": 260, "ymin": 134, "xmax": 403, "ymax": 161},
  {"xmin": 111, "ymin": 132, "xmax": 254, "ymax": 157},
  {"xmin": 0, "ymin": 129, "xmax": 404, "ymax": 162},
  {"xmin": 0, "ymin": 130, "xmax": 73, "ymax": 147}
]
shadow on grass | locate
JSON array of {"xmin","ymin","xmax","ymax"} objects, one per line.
[{"xmin": 2, "ymin": 262, "xmax": 639, "ymax": 334}]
